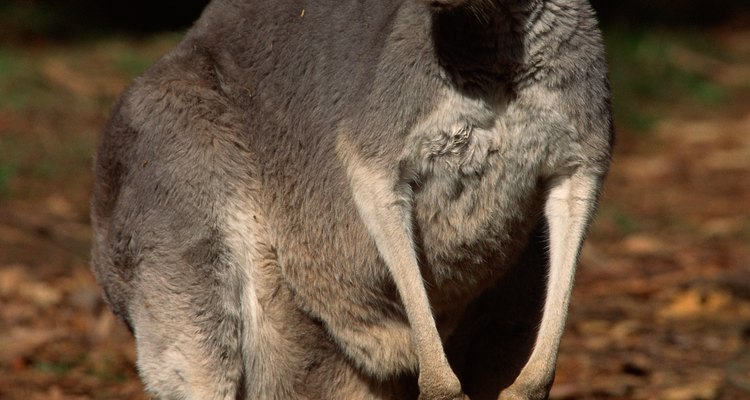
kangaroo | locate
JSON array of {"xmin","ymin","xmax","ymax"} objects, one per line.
[{"xmin": 91, "ymin": 0, "xmax": 613, "ymax": 399}]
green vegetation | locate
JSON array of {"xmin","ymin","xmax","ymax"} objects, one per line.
[
  {"xmin": 0, "ymin": 135, "xmax": 23, "ymax": 199},
  {"xmin": 0, "ymin": 49, "xmax": 53, "ymax": 111},
  {"xmin": 610, "ymin": 208, "xmax": 641, "ymax": 235},
  {"xmin": 0, "ymin": 35, "xmax": 179, "ymax": 203},
  {"xmin": 32, "ymin": 360, "xmax": 73, "ymax": 376},
  {"xmin": 0, "ymin": 163, "xmax": 17, "ymax": 198},
  {"xmin": 85, "ymin": 353, "xmax": 130, "ymax": 383},
  {"xmin": 595, "ymin": 204, "xmax": 642, "ymax": 236},
  {"xmin": 605, "ymin": 27, "xmax": 730, "ymax": 132},
  {"xmin": 0, "ymin": 1, "xmax": 60, "ymax": 39}
]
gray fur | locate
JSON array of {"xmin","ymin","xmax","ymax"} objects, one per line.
[{"xmin": 91, "ymin": 0, "xmax": 613, "ymax": 399}]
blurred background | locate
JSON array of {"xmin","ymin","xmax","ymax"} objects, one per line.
[{"xmin": 0, "ymin": 0, "xmax": 749, "ymax": 399}]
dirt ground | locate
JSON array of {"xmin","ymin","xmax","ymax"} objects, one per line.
[{"xmin": 0, "ymin": 22, "xmax": 748, "ymax": 400}]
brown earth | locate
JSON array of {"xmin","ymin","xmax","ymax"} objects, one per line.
[{"xmin": 0, "ymin": 25, "xmax": 748, "ymax": 400}]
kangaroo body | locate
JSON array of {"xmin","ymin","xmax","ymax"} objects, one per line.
[{"xmin": 91, "ymin": 0, "xmax": 613, "ymax": 399}]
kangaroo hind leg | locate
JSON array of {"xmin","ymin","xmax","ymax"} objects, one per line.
[{"xmin": 129, "ymin": 234, "xmax": 246, "ymax": 400}]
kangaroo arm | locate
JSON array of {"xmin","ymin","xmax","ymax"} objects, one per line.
[
  {"xmin": 341, "ymin": 147, "xmax": 465, "ymax": 400},
  {"xmin": 500, "ymin": 167, "xmax": 603, "ymax": 400}
]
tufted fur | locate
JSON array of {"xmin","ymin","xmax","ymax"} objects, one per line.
[{"xmin": 91, "ymin": 0, "xmax": 613, "ymax": 399}]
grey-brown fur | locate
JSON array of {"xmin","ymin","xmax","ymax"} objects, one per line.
[{"xmin": 91, "ymin": 0, "xmax": 613, "ymax": 399}]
